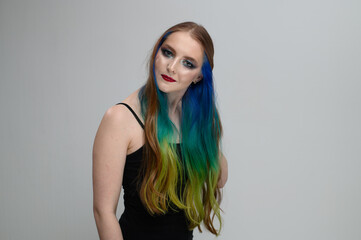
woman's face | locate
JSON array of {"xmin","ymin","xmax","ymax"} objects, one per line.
[{"xmin": 154, "ymin": 31, "xmax": 204, "ymax": 98}]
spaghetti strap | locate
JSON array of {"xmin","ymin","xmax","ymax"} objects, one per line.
[{"xmin": 115, "ymin": 103, "xmax": 145, "ymax": 129}]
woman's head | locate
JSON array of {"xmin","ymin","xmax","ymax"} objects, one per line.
[
  {"xmin": 154, "ymin": 31, "xmax": 204, "ymax": 97},
  {"xmin": 146, "ymin": 22, "xmax": 215, "ymax": 97}
]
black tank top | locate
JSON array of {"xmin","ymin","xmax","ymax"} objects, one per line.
[{"xmin": 116, "ymin": 103, "xmax": 193, "ymax": 240}]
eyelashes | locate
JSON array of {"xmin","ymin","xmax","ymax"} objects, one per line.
[
  {"xmin": 161, "ymin": 48, "xmax": 173, "ymax": 58},
  {"xmin": 181, "ymin": 59, "xmax": 195, "ymax": 69},
  {"xmin": 160, "ymin": 47, "xmax": 196, "ymax": 69}
]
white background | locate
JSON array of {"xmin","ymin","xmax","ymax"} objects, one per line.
[{"xmin": 1, "ymin": 0, "xmax": 360, "ymax": 239}]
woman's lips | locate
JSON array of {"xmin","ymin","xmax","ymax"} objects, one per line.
[{"xmin": 161, "ymin": 74, "xmax": 176, "ymax": 82}]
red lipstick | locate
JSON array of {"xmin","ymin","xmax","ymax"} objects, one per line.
[{"xmin": 161, "ymin": 74, "xmax": 176, "ymax": 82}]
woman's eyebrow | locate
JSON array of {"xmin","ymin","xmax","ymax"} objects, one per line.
[{"xmin": 162, "ymin": 43, "xmax": 199, "ymax": 65}]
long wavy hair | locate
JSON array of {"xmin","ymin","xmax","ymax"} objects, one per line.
[{"xmin": 137, "ymin": 21, "xmax": 223, "ymax": 235}]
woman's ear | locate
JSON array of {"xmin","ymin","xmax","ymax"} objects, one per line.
[{"xmin": 193, "ymin": 74, "xmax": 203, "ymax": 84}]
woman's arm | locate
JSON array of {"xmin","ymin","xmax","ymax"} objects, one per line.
[
  {"xmin": 92, "ymin": 106, "xmax": 131, "ymax": 240},
  {"xmin": 217, "ymin": 152, "xmax": 228, "ymax": 188}
]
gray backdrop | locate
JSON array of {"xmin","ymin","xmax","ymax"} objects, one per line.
[{"xmin": 1, "ymin": 0, "xmax": 360, "ymax": 239}]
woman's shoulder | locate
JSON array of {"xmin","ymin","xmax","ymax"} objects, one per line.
[
  {"xmin": 110, "ymin": 88, "xmax": 144, "ymax": 154},
  {"xmin": 105, "ymin": 88, "xmax": 144, "ymax": 131},
  {"xmin": 113, "ymin": 88, "xmax": 143, "ymax": 121},
  {"xmin": 118, "ymin": 88, "xmax": 141, "ymax": 109},
  {"xmin": 102, "ymin": 89, "xmax": 140, "ymax": 122}
]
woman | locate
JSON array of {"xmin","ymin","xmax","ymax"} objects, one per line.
[{"xmin": 93, "ymin": 21, "xmax": 228, "ymax": 240}]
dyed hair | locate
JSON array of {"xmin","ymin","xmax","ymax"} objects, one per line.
[{"xmin": 138, "ymin": 22, "xmax": 223, "ymax": 235}]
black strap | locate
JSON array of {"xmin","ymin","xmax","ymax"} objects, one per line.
[{"xmin": 116, "ymin": 103, "xmax": 145, "ymax": 129}]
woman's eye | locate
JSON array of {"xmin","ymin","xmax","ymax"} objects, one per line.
[
  {"xmin": 182, "ymin": 60, "xmax": 195, "ymax": 69},
  {"xmin": 161, "ymin": 48, "xmax": 173, "ymax": 58}
]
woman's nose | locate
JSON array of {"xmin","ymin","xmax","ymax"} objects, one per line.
[{"xmin": 167, "ymin": 59, "xmax": 177, "ymax": 74}]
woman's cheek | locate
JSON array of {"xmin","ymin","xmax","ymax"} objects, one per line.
[{"xmin": 154, "ymin": 56, "xmax": 162, "ymax": 70}]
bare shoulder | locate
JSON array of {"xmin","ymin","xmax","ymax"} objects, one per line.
[
  {"xmin": 93, "ymin": 104, "xmax": 133, "ymax": 153},
  {"xmin": 118, "ymin": 88, "xmax": 143, "ymax": 122},
  {"xmin": 112, "ymin": 88, "xmax": 145, "ymax": 153},
  {"xmin": 93, "ymin": 89, "xmax": 141, "ymax": 148},
  {"xmin": 98, "ymin": 90, "xmax": 141, "ymax": 140}
]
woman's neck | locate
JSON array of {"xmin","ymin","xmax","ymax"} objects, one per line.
[
  {"xmin": 166, "ymin": 92, "xmax": 184, "ymax": 138},
  {"xmin": 166, "ymin": 91, "xmax": 183, "ymax": 116}
]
